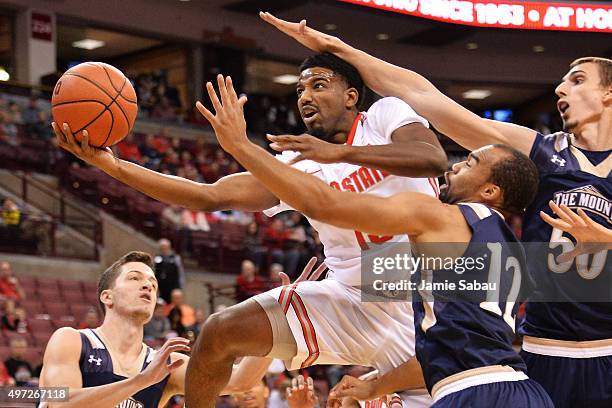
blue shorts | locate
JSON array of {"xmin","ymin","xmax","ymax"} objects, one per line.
[
  {"xmin": 521, "ymin": 350, "xmax": 612, "ymax": 408},
  {"xmin": 433, "ymin": 379, "xmax": 553, "ymax": 408}
]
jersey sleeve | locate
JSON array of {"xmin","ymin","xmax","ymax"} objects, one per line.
[{"xmin": 366, "ymin": 96, "xmax": 429, "ymax": 143}]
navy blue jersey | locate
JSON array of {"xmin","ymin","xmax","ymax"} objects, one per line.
[
  {"xmin": 79, "ymin": 329, "xmax": 169, "ymax": 408},
  {"xmin": 413, "ymin": 203, "xmax": 527, "ymax": 393},
  {"xmin": 519, "ymin": 132, "xmax": 611, "ymax": 341}
]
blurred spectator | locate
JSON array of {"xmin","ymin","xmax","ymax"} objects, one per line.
[
  {"xmin": 1, "ymin": 198, "xmax": 21, "ymax": 227},
  {"xmin": 245, "ymin": 222, "xmax": 266, "ymax": 271},
  {"xmin": 164, "ymin": 288, "xmax": 195, "ymax": 328},
  {"xmin": 139, "ymin": 134, "xmax": 163, "ymax": 169},
  {"xmin": 4, "ymin": 337, "xmax": 34, "ymax": 386},
  {"xmin": 22, "ymin": 97, "xmax": 47, "ymax": 139},
  {"xmin": 154, "ymin": 239, "xmax": 185, "ymax": 302},
  {"xmin": 152, "ymin": 130, "xmax": 171, "ymax": 154},
  {"xmin": 264, "ymin": 219, "xmax": 289, "ymax": 267},
  {"xmin": 284, "ymin": 213, "xmax": 308, "ymax": 279},
  {"xmin": 7, "ymin": 101, "xmax": 23, "ymax": 124},
  {"xmin": 1, "ymin": 300, "xmax": 28, "ymax": 333},
  {"xmin": 0, "ymin": 360, "xmax": 14, "ymax": 386},
  {"xmin": 236, "ymin": 259, "xmax": 266, "ymax": 302},
  {"xmin": 167, "ymin": 305, "xmax": 186, "ymax": 338},
  {"xmin": 0, "ymin": 262, "xmax": 25, "ymax": 301},
  {"xmin": 144, "ymin": 298, "xmax": 170, "ymax": 342},
  {"xmin": 268, "ymin": 263, "xmax": 284, "ymax": 289},
  {"xmin": 185, "ymin": 308, "xmax": 206, "ymax": 340},
  {"xmin": 182, "ymin": 209, "xmax": 210, "ymax": 232},
  {"xmin": 151, "ymin": 96, "xmax": 177, "ymax": 121},
  {"xmin": 0, "ymin": 111, "xmax": 18, "ymax": 146},
  {"xmin": 78, "ymin": 307, "xmax": 100, "ymax": 329},
  {"xmin": 117, "ymin": 133, "xmax": 143, "ymax": 164},
  {"xmin": 162, "ymin": 205, "xmax": 183, "ymax": 227},
  {"xmin": 232, "ymin": 379, "xmax": 270, "ymax": 408}
]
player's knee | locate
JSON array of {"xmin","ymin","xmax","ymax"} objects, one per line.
[{"xmin": 199, "ymin": 308, "xmax": 241, "ymax": 355}]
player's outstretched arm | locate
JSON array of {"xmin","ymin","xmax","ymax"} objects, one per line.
[
  {"xmin": 199, "ymin": 75, "xmax": 446, "ymax": 237},
  {"xmin": 259, "ymin": 12, "xmax": 536, "ymax": 155},
  {"xmin": 327, "ymin": 359, "xmax": 424, "ymax": 408},
  {"xmin": 268, "ymin": 122, "xmax": 447, "ymax": 178},
  {"xmin": 541, "ymin": 201, "xmax": 612, "ymax": 262},
  {"xmin": 52, "ymin": 123, "xmax": 279, "ymax": 212},
  {"xmin": 39, "ymin": 329, "xmax": 190, "ymax": 408}
]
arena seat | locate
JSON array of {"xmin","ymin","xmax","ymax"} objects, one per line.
[
  {"xmin": 21, "ymin": 300, "xmax": 44, "ymax": 316},
  {"xmin": 43, "ymin": 302, "xmax": 72, "ymax": 320},
  {"xmin": 52, "ymin": 317, "xmax": 77, "ymax": 329}
]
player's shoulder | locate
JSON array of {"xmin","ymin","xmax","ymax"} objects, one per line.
[
  {"xmin": 366, "ymin": 96, "xmax": 412, "ymax": 113},
  {"xmin": 44, "ymin": 327, "xmax": 82, "ymax": 359}
]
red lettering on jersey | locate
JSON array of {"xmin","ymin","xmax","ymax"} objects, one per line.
[
  {"xmin": 370, "ymin": 169, "xmax": 381, "ymax": 183},
  {"xmin": 341, "ymin": 178, "xmax": 356, "ymax": 192},
  {"xmin": 349, "ymin": 172, "xmax": 364, "ymax": 192},
  {"xmin": 329, "ymin": 181, "xmax": 341, "ymax": 190},
  {"xmin": 357, "ymin": 167, "xmax": 375, "ymax": 190}
]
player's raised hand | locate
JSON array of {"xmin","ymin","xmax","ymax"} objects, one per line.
[
  {"xmin": 286, "ymin": 375, "xmax": 319, "ymax": 408},
  {"xmin": 327, "ymin": 375, "xmax": 377, "ymax": 408},
  {"xmin": 195, "ymin": 74, "xmax": 249, "ymax": 155},
  {"xmin": 541, "ymin": 201, "xmax": 612, "ymax": 263},
  {"xmin": 280, "ymin": 256, "xmax": 327, "ymax": 286},
  {"xmin": 52, "ymin": 122, "xmax": 115, "ymax": 169},
  {"xmin": 138, "ymin": 337, "xmax": 190, "ymax": 386},
  {"xmin": 259, "ymin": 12, "xmax": 343, "ymax": 54},
  {"xmin": 267, "ymin": 134, "xmax": 344, "ymax": 165}
]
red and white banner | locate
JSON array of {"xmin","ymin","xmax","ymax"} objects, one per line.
[{"xmin": 339, "ymin": 0, "xmax": 612, "ymax": 33}]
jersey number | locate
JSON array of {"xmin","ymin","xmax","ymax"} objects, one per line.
[
  {"xmin": 548, "ymin": 228, "xmax": 608, "ymax": 279},
  {"xmin": 354, "ymin": 230, "xmax": 393, "ymax": 250},
  {"xmin": 420, "ymin": 243, "xmax": 521, "ymax": 332}
]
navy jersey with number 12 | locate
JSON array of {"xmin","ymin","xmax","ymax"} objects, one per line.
[{"xmin": 413, "ymin": 203, "xmax": 527, "ymax": 393}]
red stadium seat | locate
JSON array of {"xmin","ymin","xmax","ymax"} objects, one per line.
[
  {"xmin": 32, "ymin": 331, "xmax": 53, "ymax": 349},
  {"xmin": 37, "ymin": 278, "xmax": 59, "ymax": 291},
  {"xmin": 62, "ymin": 291, "xmax": 86, "ymax": 304},
  {"xmin": 52, "ymin": 317, "xmax": 77, "ymax": 329},
  {"xmin": 0, "ymin": 346, "xmax": 11, "ymax": 362},
  {"xmin": 82, "ymin": 281, "xmax": 98, "ymax": 293},
  {"xmin": 27, "ymin": 318, "xmax": 54, "ymax": 334},
  {"xmin": 21, "ymin": 300, "xmax": 44, "ymax": 316},
  {"xmin": 70, "ymin": 304, "xmax": 96, "ymax": 321},
  {"xmin": 17, "ymin": 276, "xmax": 37, "ymax": 291},
  {"xmin": 37, "ymin": 287, "xmax": 62, "ymax": 301},
  {"xmin": 43, "ymin": 302, "xmax": 72, "ymax": 320},
  {"xmin": 58, "ymin": 279, "xmax": 83, "ymax": 293},
  {"xmin": 23, "ymin": 347, "xmax": 43, "ymax": 366}
]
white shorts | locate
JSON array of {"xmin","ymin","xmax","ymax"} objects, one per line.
[{"xmin": 252, "ymin": 279, "xmax": 432, "ymax": 407}]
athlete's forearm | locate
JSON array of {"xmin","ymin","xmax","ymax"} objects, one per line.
[
  {"xmin": 220, "ymin": 356, "xmax": 273, "ymax": 395},
  {"xmin": 46, "ymin": 375, "xmax": 149, "ymax": 408},
  {"xmin": 370, "ymin": 358, "xmax": 426, "ymax": 397},
  {"xmin": 340, "ymin": 142, "xmax": 446, "ymax": 178},
  {"xmin": 97, "ymin": 157, "xmax": 220, "ymax": 210}
]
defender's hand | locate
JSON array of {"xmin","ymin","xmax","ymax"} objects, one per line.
[
  {"xmin": 52, "ymin": 122, "xmax": 115, "ymax": 169},
  {"xmin": 268, "ymin": 134, "xmax": 344, "ymax": 165},
  {"xmin": 137, "ymin": 337, "xmax": 190, "ymax": 387},
  {"xmin": 327, "ymin": 375, "xmax": 377, "ymax": 408},
  {"xmin": 259, "ymin": 12, "xmax": 343, "ymax": 54},
  {"xmin": 287, "ymin": 375, "xmax": 319, "ymax": 408},
  {"xmin": 195, "ymin": 75, "xmax": 249, "ymax": 155},
  {"xmin": 541, "ymin": 201, "xmax": 612, "ymax": 263},
  {"xmin": 280, "ymin": 257, "xmax": 327, "ymax": 286}
]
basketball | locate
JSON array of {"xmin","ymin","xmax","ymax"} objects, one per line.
[{"xmin": 51, "ymin": 62, "xmax": 138, "ymax": 148}]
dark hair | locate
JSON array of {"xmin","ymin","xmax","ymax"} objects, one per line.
[
  {"xmin": 97, "ymin": 251, "xmax": 153, "ymax": 316},
  {"xmin": 570, "ymin": 57, "xmax": 612, "ymax": 87},
  {"xmin": 300, "ymin": 53, "xmax": 365, "ymax": 108},
  {"xmin": 488, "ymin": 145, "xmax": 539, "ymax": 215}
]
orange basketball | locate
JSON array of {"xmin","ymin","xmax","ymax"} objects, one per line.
[{"xmin": 51, "ymin": 62, "xmax": 137, "ymax": 148}]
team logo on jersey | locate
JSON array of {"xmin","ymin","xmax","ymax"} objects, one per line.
[
  {"xmin": 553, "ymin": 185, "xmax": 611, "ymax": 223},
  {"xmin": 550, "ymin": 154, "xmax": 566, "ymax": 167},
  {"xmin": 116, "ymin": 397, "xmax": 144, "ymax": 408},
  {"xmin": 88, "ymin": 355, "xmax": 102, "ymax": 366}
]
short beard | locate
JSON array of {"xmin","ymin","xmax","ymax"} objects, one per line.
[{"xmin": 307, "ymin": 126, "xmax": 334, "ymax": 142}]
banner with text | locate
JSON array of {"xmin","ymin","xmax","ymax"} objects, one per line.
[{"xmin": 339, "ymin": 0, "xmax": 612, "ymax": 33}]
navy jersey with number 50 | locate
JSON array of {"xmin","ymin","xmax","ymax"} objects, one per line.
[
  {"xmin": 518, "ymin": 132, "xmax": 611, "ymax": 341},
  {"xmin": 413, "ymin": 203, "xmax": 527, "ymax": 392}
]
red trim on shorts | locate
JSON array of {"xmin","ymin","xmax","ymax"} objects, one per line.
[
  {"xmin": 428, "ymin": 177, "xmax": 439, "ymax": 197},
  {"xmin": 290, "ymin": 291, "xmax": 320, "ymax": 368},
  {"xmin": 345, "ymin": 113, "xmax": 363, "ymax": 146},
  {"xmin": 278, "ymin": 285, "xmax": 294, "ymax": 314}
]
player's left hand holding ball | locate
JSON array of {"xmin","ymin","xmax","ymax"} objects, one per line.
[{"xmin": 195, "ymin": 74, "xmax": 249, "ymax": 155}]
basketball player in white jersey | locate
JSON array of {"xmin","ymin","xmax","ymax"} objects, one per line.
[{"xmin": 53, "ymin": 54, "xmax": 447, "ymax": 408}]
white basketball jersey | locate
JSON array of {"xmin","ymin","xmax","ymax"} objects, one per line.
[{"xmin": 264, "ymin": 97, "xmax": 439, "ymax": 286}]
